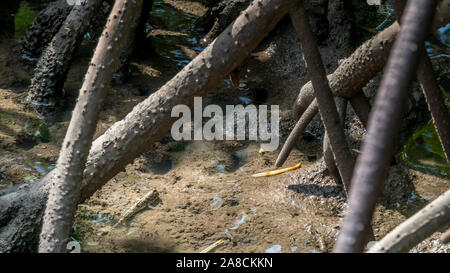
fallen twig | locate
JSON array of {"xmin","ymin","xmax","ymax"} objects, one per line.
[
  {"xmin": 200, "ymin": 239, "xmax": 225, "ymax": 253},
  {"xmin": 113, "ymin": 189, "xmax": 160, "ymax": 228}
]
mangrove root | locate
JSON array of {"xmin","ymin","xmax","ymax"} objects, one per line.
[
  {"xmin": 0, "ymin": 0, "xmax": 296, "ymax": 252},
  {"xmin": 39, "ymin": 0, "xmax": 144, "ymax": 253},
  {"xmin": 368, "ymin": 189, "xmax": 450, "ymax": 253},
  {"xmin": 26, "ymin": 0, "xmax": 103, "ymax": 117},
  {"xmin": 334, "ymin": 0, "xmax": 438, "ymax": 253}
]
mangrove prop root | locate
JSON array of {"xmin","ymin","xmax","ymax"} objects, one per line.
[
  {"xmin": 26, "ymin": 0, "xmax": 102, "ymax": 116},
  {"xmin": 292, "ymin": 22, "xmax": 399, "ymax": 120},
  {"xmin": 292, "ymin": 2, "xmax": 450, "ymax": 121},
  {"xmin": 113, "ymin": 0, "xmax": 153, "ymax": 83},
  {"xmin": 289, "ymin": 1, "xmax": 355, "ymax": 192},
  {"xmin": 278, "ymin": 90, "xmax": 369, "ymax": 168},
  {"xmin": 324, "ymin": 92, "xmax": 371, "ymax": 183},
  {"xmin": 323, "ymin": 97, "xmax": 347, "ymax": 186},
  {"xmin": 441, "ymin": 228, "xmax": 450, "ymax": 244},
  {"xmin": 417, "ymin": 52, "xmax": 450, "ymax": 163},
  {"xmin": 368, "ymin": 189, "xmax": 450, "ymax": 253},
  {"xmin": 275, "ymin": 100, "xmax": 319, "ymax": 167},
  {"xmin": 348, "ymin": 91, "xmax": 371, "ymax": 128},
  {"xmin": 21, "ymin": 0, "xmax": 72, "ymax": 61},
  {"xmin": 39, "ymin": 0, "xmax": 144, "ymax": 253},
  {"xmin": 391, "ymin": 0, "xmax": 450, "ymax": 164},
  {"xmin": 0, "ymin": 0, "xmax": 296, "ymax": 252},
  {"xmin": 334, "ymin": 0, "xmax": 438, "ymax": 253}
]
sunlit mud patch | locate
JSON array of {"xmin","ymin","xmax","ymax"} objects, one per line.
[{"xmin": 232, "ymin": 144, "xmax": 260, "ymax": 170}]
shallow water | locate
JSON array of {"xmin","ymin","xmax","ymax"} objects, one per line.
[
  {"xmin": 23, "ymin": 154, "xmax": 55, "ymax": 177},
  {"xmin": 265, "ymin": 244, "xmax": 282, "ymax": 253},
  {"xmin": 224, "ymin": 213, "xmax": 247, "ymax": 235},
  {"xmin": 149, "ymin": 1, "xmax": 203, "ymax": 68}
]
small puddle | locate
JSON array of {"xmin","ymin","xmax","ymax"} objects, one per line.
[
  {"xmin": 231, "ymin": 144, "xmax": 260, "ymax": 171},
  {"xmin": 210, "ymin": 195, "xmax": 224, "ymax": 210},
  {"xmin": 224, "ymin": 213, "xmax": 247, "ymax": 235},
  {"xmin": 91, "ymin": 213, "xmax": 109, "ymax": 224},
  {"xmin": 426, "ymin": 23, "xmax": 450, "ymax": 59},
  {"xmin": 265, "ymin": 244, "xmax": 282, "ymax": 253},
  {"xmin": 23, "ymin": 154, "xmax": 55, "ymax": 177},
  {"xmin": 214, "ymin": 164, "xmax": 227, "ymax": 173}
]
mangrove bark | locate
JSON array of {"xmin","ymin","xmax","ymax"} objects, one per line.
[
  {"xmin": 368, "ymin": 189, "xmax": 450, "ymax": 253},
  {"xmin": 21, "ymin": 0, "xmax": 72, "ymax": 61},
  {"xmin": 0, "ymin": 0, "xmax": 295, "ymax": 252},
  {"xmin": 39, "ymin": 0, "xmax": 144, "ymax": 253},
  {"xmin": 334, "ymin": 0, "xmax": 438, "ymax": 253},
  {"xmin": 26, "ymin": 0, "xmax": 102, "ymax": 117},
  {"xmin": 289, "ymin": 1, "xmax": 355, "ymax": 192},
  {"xmin": 292, "ymin": 2, "xmax": 450, "ymax": 121}
]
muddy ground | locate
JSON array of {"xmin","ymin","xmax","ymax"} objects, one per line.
[{"xmin": 0, "ymin": 0, "xmax": 449, "ymax": 253}]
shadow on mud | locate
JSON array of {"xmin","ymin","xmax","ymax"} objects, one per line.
[{"xmin": 113, "ymin": 237, "xmax": 177, "ymax": 253}]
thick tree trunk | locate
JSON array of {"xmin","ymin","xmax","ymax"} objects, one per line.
[
  {"xmin": 334, "ymin": 0, "xmax": 437, "ymax": 253},
  {"xmin": 26, "ymin": 0, "xmax": 102, "ymax": 117},
  {"xmin": 39, "ymin": 0, "xmax": 144, "ymax": 253},
  {"xmin": 0, "ymin": 0, "xmax": 295, "ymax": 252},
  {"xmin": 21, "ymin": 0, "xmax": 72, "ymax": 62}
]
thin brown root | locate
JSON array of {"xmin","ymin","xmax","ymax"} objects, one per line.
[{"xmin": 276, "ymin": 100, "xmax": 318, "ymax": 167}]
